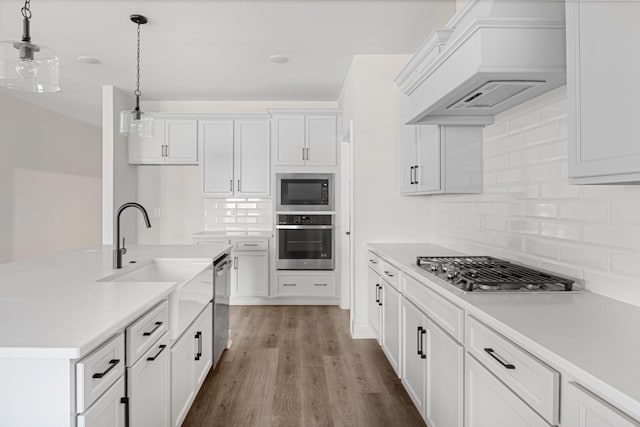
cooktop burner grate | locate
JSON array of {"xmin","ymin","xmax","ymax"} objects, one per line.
[{"xmin": 416, "ymin": 256, "xmax": 574, "ymax": 292}]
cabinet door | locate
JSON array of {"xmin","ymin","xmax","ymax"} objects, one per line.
[
  {"xmin": 368, "ymin": 267, "xmax": 381, "ymax": 342},
  {"xmin": 425, "ymin": 320, "xmax": 463, "ymax": 427},
  {"xmin": 564, "ymin": 382, "xmax": 639, "ymax": 427},
  {"xmin": 567, "ymin": 1, "xmax": 640, "ymax": 183},
  {"xmin": 165, "ymin": 119, "xmax": 198, "ymax": 164},
  {"xmin": 200, "ymin": 120, "xmax": 234, "ymax": 196},
  {"xmin": 416, "ymin": 125, "xmax": 441, "ymax": 193},
  {"xmin": 77, "ymin": 377, "xmax": 125, "ymax": 427},
  {"xmin": 128, "ymin": 334, "xmax": 170, "ymax": 427},
  {"xmin": 232, "ymin": 252, "xmax": 268, "ymax": 297},
  {"xmin": 272, "ymin": 115, "xmax": 305, "ymax": 165},
  {"xmin": 381, "ymin": 279, "xmax": 401, "ymax": 376},
  {"xmin": 235, "ymin": 120, "xmax": 270, "ymax": 197},
  {"xmin": 401, "ymin": 298, "xmax": 426, "ymax": 417},
  {"xmin": 171, "ymin": 324, "xmax": 196, "ymax": 427},
  {"xmin": 129, "ymin": 119, "xmax": 165, "ymax": 164},
  {"xmin": 306, "ymin": 115, "xmax": 337, "ymax": 166},
  {"xmin": 465, "ymin": 354, "xmax": 548, "ymax": 427},
  {"xmin": 194, "ymin": 304, "xmax": 213, "ymax": 388},
  {"xmin": 400, "ymin": 124, "xmax": 417, "ymax": 194}
]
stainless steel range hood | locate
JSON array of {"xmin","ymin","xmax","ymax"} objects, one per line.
[{"xmin": 396, "ymin": 0, "xmax": 567, "ymax": 126}]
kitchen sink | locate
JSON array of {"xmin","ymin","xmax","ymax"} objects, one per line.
[{"xmin": 98, "ymin": 259, "xmax": 209, "ymax": 283}]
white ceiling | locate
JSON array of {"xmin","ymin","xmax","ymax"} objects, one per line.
[{"xmin": 0, "ymin": 0, "xmax": 455, "ymax": 126}]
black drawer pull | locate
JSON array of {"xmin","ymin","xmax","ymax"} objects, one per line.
[
  {"xmin": 92, "ymin": 359, "xmax": 120, "ymax": 379},
  {"xmin": 146, "ymin": 345, "xmax": 167, "ymax": 362},
  {"xmin": 377, "ymin": 285, "xmax": 382, "ymax": 306},
  {"xmin": 384, "ymin": 271, "xmax": 394, "ymax": 277},
  {"xmin": 484, "ymin": 348, "xmax": 515, "ymax": 370},
  {"xmin": 314, "ymin": 283, "xmax": 327, "ymax": 287},
  {"xmin": 142, "ymin": 321, "xmax": 163, "ymax": 336},
  {"xmin": 195, "ymin": 331, "xmax": 202, "ymax": 361},
  {"xmin": 369, "ymin": 259, "xmax": 378, "ymax": 264},
  {"xmin": 417, "ymin": 326, "xmax": 423, "ymax": 356},
  {"xmin": 420, "ymin": 328, "xmax": 427, "ymax": 359},
  {"xmin": 283, "ymin": 283, "xmax": 297, "ymax": 287},
  {"xmin": 375, "ymin": 284, "xmax": 380, "ymax": 303}
]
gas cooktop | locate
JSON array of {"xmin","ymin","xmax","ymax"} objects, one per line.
[{"xmin": 416, "ymin": 256, "xmax": 575, "ymax": 292}]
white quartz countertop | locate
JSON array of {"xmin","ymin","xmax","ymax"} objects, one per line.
[
  {"xmin": 192, "ymin": 231, "xmax": 273, "ymax": 238},
  {"xmin": 367, "ymin": 242, "xmax": 640, "ymax": 420},
  {"xmin": 0, "ymin": 244, "xmax": 230, "ymax": 359}
]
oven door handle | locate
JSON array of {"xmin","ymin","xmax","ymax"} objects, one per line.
[{"xmin": 275, "ymin": 225, "xmax": 335, "ymax": 230}]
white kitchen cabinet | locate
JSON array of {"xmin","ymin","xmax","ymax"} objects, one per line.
[
  {"xmin": 368, "ymin": 264, "xmax": 382, "ymax": 342},
  {"xmin": 567, "ymin": 1, "xmax": 640, "ymax": 184},
  {"xmin": 276, "ymin": 274, "xmax": 336, "ymax": 297},
  {"xmin": 171, "ymin": 303, "xmax": 213, "ymax": 427},
  {"xmin": 271, "ymin": 112, "xmax": 339, "ymax": 166},
  {"xmin": 231, "ymin": 251, "xmax": 269, "ymax": 297},
  {"xmin": 564, "ymin": 382, "xmax": 640, "ymax": 427},
  {"xmin": 401, "ymin": 122, "xmax": 483, "ymax": 195},
  {"xmin": 200, "ymin": 118, "xmax": 270, "ymax": 197},
  {"xmin": 129, "ymin": 118, "xmax": 198, "ymax": 165},
  {"xmin": 401, "ymin": 296, "xmax": 463, "ymax": 427},
  {"xmin": 127, "ymin": 333, "xmax": 170, "ymax": 427},
  {"xmin": 465, "ymin": 354, "xmax": 548, "ymax": 427},
  {"xmin": 77, "ymin": 377, "xmax": 126, "ymax": 427},
  {"xmin": 381, "ymin": 278, "xmax": 401, "ymax": 376}
]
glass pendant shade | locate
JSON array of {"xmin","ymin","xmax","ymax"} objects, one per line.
[
  {"xmin": 0, "ymin": 40, "xmax": 60, "ymax": 93},
  {"xmin": 120, "ymin": 109, "xmax": 154, "ymax": 138}
]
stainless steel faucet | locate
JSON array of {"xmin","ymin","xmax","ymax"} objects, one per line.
[{"xmin": 113, "ymin": 202, "xmax": 151, "ymax": 269}]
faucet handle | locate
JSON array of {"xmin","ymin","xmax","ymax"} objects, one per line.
[{"xmin": 121, "ymin": 237, "xmax": 127, "ymax": 255}]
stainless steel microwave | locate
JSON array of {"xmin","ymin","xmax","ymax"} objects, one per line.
[{"xmin": 276, "ymin": 173, "xmax": 334, "ymax": 211}]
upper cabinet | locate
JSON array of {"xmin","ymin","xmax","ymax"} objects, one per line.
[
  {"xmin": 400, "ymin": 97, "xmax": 483, "ymax": 195},
  {"xmin": 129, "ymin": 118, "xmax": 198, "ymax": 165},
  {"xmin": 566, "ymin": 0, "xmax": 640, "ymax": 184},
  {"xmin": 271, "ymin": 111, "xmax": 339, "ymax": 166},
  {"xmin": 200, "ymin": 118, "xmax": 270, "ymax": 197}
]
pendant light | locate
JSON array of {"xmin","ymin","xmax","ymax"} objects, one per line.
[
  {"xmin": 0, "ymin": 0, "xmax": 60, "ymax": 93},
  {"xmin": 119, "ymin": 14, "xmax": 153, "ymax": 138}
]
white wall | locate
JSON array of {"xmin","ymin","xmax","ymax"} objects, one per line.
[
  {"xmin": 338, "ymin": 55, "xmax": 432, "ymax": 337},
  {"xmin": 135, "ymin": 100, "xmax": 337, "ymax": 244},
  {"xmin": 432, "ymin": 87, "xmax": 640, "ymax": 307},
  {"xmin": 102, "ymin": 86, "xmax": 138, "ymax": 245},
  {"xmin": 0, "ymin": 91, "xmax": 101, "ymax": 262}
]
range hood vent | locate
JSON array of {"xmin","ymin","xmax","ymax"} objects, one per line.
[
  {"xmin": 448, "ymin": 81, "xmax": 545, "ymax": 110},
  {"xmin": 395, "ymin": 0, "xmax": 566, "ymax": 126}
]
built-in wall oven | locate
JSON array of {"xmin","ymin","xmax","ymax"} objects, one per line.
[
  {"xmin": 276, "ymin": 214, "xmax": 334, "ymax": 270},
  {"xmin": 276, "ymin": 173, "xmax": 334, "ymax": 211}
]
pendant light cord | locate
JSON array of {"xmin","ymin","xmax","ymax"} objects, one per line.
[
  {"xmin": 21, "ymin": 0, "xmax": 31, "ymax": 19},
  {"xmin": 20, "ymin": 0, "xmax": 32, "ymax": 43},
  {"xmin": 134, "ymin": 22, "xmax": 142, "ymax": 110}
]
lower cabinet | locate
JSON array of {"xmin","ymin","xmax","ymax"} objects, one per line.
[
  {"xmin": 171, "ymin": 303, "xmax": 213, "ymax": 427},
  {"xmin": 127, "ymin": 333, "xmax": 170, "ymax": 427},
  {"xmin": 276, "ymin": 274, "xmax": 336, "ymax": 296},
  {"xmin": 368, "ymin": 265, "xmax": 382, "ymax": 342},
  {"xmin": 563, "ymin": 382, "xmax": 640, "ymax": 427},
  {"xmin": 381, "ymin": 279, "xmax": 401, "ymax": 376},
  {"xmin": 232, "ymin": 251, "xmax": 269, "ymax": 297},
  {"xmin": 401, "ymin": 297, "xmax": 463, "ymax": 427},
  {"xmin": 465, "ymin": 354, "xmax": 548, "ymax": 427},
  {"xmin": 77, "ymin": 377, "xmax": 126, "ymax": 427}
]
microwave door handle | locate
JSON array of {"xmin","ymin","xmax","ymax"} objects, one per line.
[{"xmin": 275, "ymin": 225, "xmax": 335, "ymax": 230}]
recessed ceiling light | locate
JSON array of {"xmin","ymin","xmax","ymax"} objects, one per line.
[
  {"xmin": 77, "ymin": 56, "xmax": 101, "ymax": 65},
  {"xmin": 269, "ymin": 55, "xmax": 288, "ymax": 64}
]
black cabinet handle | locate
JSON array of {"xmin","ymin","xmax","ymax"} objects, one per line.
[
  {"xmin": 384, "ymin": 271, "xmax": 394, "ymax": 277},
  {"xmin": 92, "ymin": 359, "xmax": 120, "ymax": 379},
  {"xmin": 414, "ymin": 165, "xmax": 419, "ymax": 184},
  {"xmin": 195, "ymin": 331, "xmax": 202, "ymax": 361},
  {"xmin": 410, "ymin": 166, "xmax": 415, "ymax": 185},
  {"xmin": 142, "ymin": 321, "xmax": 163, "ymax": 336},
  {"xmin": 121, "ymin": 397, "xmax": 130, "ymax": 427},
  {"xmin": 484, "ymin": 348, "xmax": 515, "ymax": 370},
  {"xmin": 146, "ymin": 344, "xmax": 167, "ymax": 362},
  {"xmin": 369, "ymin": 259, "xmax": 378, "ymax": 264},
  {"xmin": 420, "ymin": 328, "xmax": 427, "ymax": 359},
  {"xmin": 375, "ymin": 283, "xmax": 380, "ymax": 303},
  {"xmin": 417, "ymin": 326, "xmax": 423, "ymax": 356},
  {"xmin": 378, "ymin": 285, "xmax": 382, "ymax": 306}
]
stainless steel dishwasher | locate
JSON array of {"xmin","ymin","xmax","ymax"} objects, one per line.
[{"xmin": 213, "ymin": 252, "xmax": 231, "ymax": 368}]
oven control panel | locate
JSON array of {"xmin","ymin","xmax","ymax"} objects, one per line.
[{"xmin": 278, "ymin": 215, "xmax": 333, "ymax": 225}]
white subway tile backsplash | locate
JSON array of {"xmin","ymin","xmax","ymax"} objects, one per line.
[
  {"xmin": 431, "ymin": 88, "xmax": 640, "ymax": 306},
  {"xmin": 205, "ymin": 198, "xmax": 272, "ymax": 231}
]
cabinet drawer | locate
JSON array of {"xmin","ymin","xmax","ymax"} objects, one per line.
[
  {"xmin": 277, "ymin": 275, "xmax": 336, "ymax": 296},
  {"xmin": 77, "ymin": 376, "xmax": 126, "ymax": 427},
  {"xmin": 379, "ymin": 260, "xmax": 400, "ymax": 291},
  {"xmin": 234, "ymin": 240, "xmax": 268, "ymax": 251},
  {"xmin": 466, "ymin": 315, "xmax": 560, "ymax": 425},
  {"xmin": 367, "ymin": 251, "xmax": 381, "ymax": 274},
  {"xmin": 76, "ymin": 333, "xmax": 125, "ymax": 413},
  {"xmin": 126, "ymin": 300, "xmax": 169, "ymax": 366},
  {"xmin": 403, "ymin": 273, "xmax": 464, "ymax": 342}
]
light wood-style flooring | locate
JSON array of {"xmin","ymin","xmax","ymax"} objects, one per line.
[{"xmin": 183, "ymin": 305, "xmax": 426, "ymax": 427}]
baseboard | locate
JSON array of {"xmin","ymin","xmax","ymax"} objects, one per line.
[
  {"xmin": 351, "ymin": 321, "xmax": 375, "ymax": 339},
  {"xmin": 230, "ymin": 296, "xmax": 340, "ymax": 305}
]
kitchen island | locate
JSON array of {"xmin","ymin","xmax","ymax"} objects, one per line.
[{"xmin": 0, "ymin": 243, "xmax": 230, "ymax": 427}]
